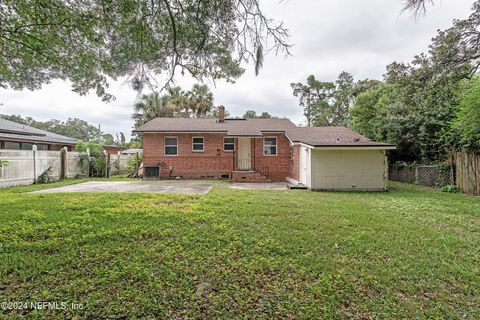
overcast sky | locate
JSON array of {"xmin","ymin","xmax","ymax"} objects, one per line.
[{"xmin": 0, "ymin": 0, "xmax": 474, "ymax": 140}]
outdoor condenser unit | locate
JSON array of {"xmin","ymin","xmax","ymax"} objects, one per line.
[{"xmin": 144, "ymin": 166, "xmax": 160, "ymax": 179}]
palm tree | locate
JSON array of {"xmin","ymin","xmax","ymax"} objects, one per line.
[
  {"xmin": 132, "ymin": 92, "xmax": 178, "ymax": 128},
  {"xmin": 187, "ymin": 84, "xmax": 214, "ymax": 118},
  {"xmin": 165, "ymin": 87, "xmax": 190, "ymax": 117}
]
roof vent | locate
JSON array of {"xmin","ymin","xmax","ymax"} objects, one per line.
[
  {"xmin": 336, "ymin": 138, "xmax": 340, "ymax": 143},
  {"xmin": 354, "ymin": 138, "xmax": 360, "ymax": 142}
]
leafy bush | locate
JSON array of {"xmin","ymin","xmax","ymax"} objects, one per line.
[
  {"xmin": 0, "ymin": 160, "xmax": 10, "ymax": 168},
  {"xmin": 442, "ymin": 184, "xmax": 460, "ymax": 193},
  {"xmin": 392, "ymin": 161, "xmax": 417, "ymax": 169},
  {"xmin": 77, "ymin": 154, "xmax": 110, "ymax": 177},
  {"xmin": 127, "ymin": 154, "xmax": 143, "ymax": 174},
  {"xmin": 448, "ymin": 78, "xmax": 480, "ymax": 154},
  {"xmin": 36, "ymin": 167, "xmax": 53, "ymax": 184},
  {"xmin": 75, "ymin": 140, "xmax": 104, "ymax": 154}
]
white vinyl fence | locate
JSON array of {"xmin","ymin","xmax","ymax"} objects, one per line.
[{"xmin": 0, "ymin": 148, "xmax": 135, "ymax": 188}]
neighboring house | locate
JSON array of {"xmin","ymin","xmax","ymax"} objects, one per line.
[
  {"xmin": 120, "ymin": 148, "xmax": 143, "ymax": 155},
  {"xmin": 103, "ymin": 145, "xmax": 126, "ymax": 155},
  {"xmin": 134, "ymin": 106, "xmax": 396, "ymax": 190},
  {"xmin": 0, "ymin": 118, "xmax": 77, "ymax": 151}
]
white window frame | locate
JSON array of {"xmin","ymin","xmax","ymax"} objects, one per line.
[
  {"xmin": 223, "ymin": 137, "xmax": 235, "ymax": 152},
  {"xmin": 263, "ymin": 136, "xmax": 277, "ymax": 156},
  {"xmin": 164, "ymin": 136, "xmax": 178, "ymax": 156},
  {"xmin": 192, "ymin": 136, "xmax": 204, "ymax": 152}
]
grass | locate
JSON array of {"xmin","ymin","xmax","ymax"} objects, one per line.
[{"xmin": 0, "ymin": 180, "xmax": 479, "ymax": 319}]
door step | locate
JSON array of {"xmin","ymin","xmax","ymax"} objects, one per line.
[
  {"xmin": 288, "ymin": 184, "xmax": 308, "ymax": 190},
  {"xmin": 232, "ymin": 171, "xmax": 271, "ymax": 183}
]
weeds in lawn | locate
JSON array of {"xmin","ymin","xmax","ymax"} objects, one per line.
[{"xmin": 0, "ymin": 181, "xmax": 478, "ymax": 319}]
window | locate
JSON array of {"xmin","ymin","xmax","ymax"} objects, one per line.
[
  {"xmin": 192, "ymin": 137, "xmax": 204, "ymax": 152},
  {"xmin": 21, "ymin": 143, "xmax": 33, "ymax": 150},
  {"xmin": 4, "ymin": 141, "xmax": 20, "ymax": 150},
  {"xmin": 36, "ymin": 144, "xmax": 48, "ymax": 150},
  {"xmin": 223, "ymin": 137, "xmax": 235, "ymax": 152},
  {"xmin": 164, "ymin": 137, "xmax": 178, "ymax": 156},
  {"xmin": 263, "ymin": 137, "xmax": 277, "ymax": 156}
]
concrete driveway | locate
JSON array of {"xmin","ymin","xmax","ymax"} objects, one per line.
[{"xmin": 32, "ymin": 180, "xmax": 288, "ymax": 195}]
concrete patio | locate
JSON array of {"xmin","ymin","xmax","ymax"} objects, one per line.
[{"xmin": 31, "ymin": 180, "xmax": 288, "ymax": 195}]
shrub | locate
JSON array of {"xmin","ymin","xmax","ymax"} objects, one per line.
[
  {"xmin": 442, "ymin": 184, "xmax": 460, "ymax": 193},
  {"xmin": 0, "ymin": 160, "xmax": 10, "ymax": 168},
  {"xmin": 127, "ymin": 154, "xmax": 143, "ymax": 174},
  {"xmin": 36, "ymin": 167, "xmax": 53, "ymax": 184},
  {"xmin": 75, "ymin": 140, "xmax": 104, "ymax": 154}
]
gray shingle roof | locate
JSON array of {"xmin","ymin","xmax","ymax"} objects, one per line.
[
  {"xmin": 0, "ymin": 118, "xmax": 77, "ymax": 145},
  {"xmin": 286, "ymin": 127, "xmax": 395, "ymax": 147},
  {"xmin": 133, "ymin": 117, "xmax": 395, "ymax": 148},
  {"xmin": 134, "ymin": 118, "xmax": 297, "ymax": 136}
]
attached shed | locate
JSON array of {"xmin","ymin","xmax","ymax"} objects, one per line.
[{"xmin": 287, "ymin": 128, "xmax": 396, "ymax": 191}]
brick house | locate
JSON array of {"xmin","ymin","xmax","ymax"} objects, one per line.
[{"xmin": 134, "ymin": 107, "xmax": 396, "ymax": 190}]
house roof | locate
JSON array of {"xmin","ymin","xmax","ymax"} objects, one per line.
[
  {"xmin": 286, "ymin": 127, "xmax": 395, "ymax": 148},
  {"xmin": 0, "ymin": 118, "xmax": 77, "ymax": 145},
  {"xmin": 133, "ymin": 118, "xmax": 297, "ymax": 136},
  {"xmin": 134, "ymin": 117, "xmax": 394, "ymax": 148}
]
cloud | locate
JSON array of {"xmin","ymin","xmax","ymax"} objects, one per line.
[{"xmin": 0, "ymin": 0, "xmax": 474, "ymax": 139}]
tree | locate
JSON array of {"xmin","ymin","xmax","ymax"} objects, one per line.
[
  {"xmin": 404, "ymin": 1, "xmax": 480, "ymax": 81},
  {"xmin": 291, "ymin": 75, "xmax": 335, "ymax": 127},
  {"xmin": 119, "ymin": 133, "xmax": 126, "ymax": 147},
  {"xmin": 291, "ymin": 72, "xmax": 355, "ymax": 127},
  {"xmin": 75, "ymin": 140, "xmax": 103, "ymax": 154},
  {"xmin": 242, "ymin": 110, "xmax": 273, "ymax": 118},
  {"xmin": 132, "ymin": 91, "xmax": 179, "ymax": 128},
  {"xmin": 102, "ymin": 134, "xmax": 115, "ymax": 146},
  {"xmin": 187, "ymin": 84, "xmax": 214, "ymax": 118},
  {"xmin": 243, "ymin": 110, "xmax": 257, "ymax": 119},
  {"xmin": 0, "ymin": 1, "xmax": 290, "ymax": 101},
  {"xmin": 403, "ymin": 0, "xmax": 435, "ymax": 17},
  {"xmin": 331, "ymin": 71, "xmax": 355, "ymax": 126},
  {"xmin": 448, "ymin": 78, "xmax": 480, "ymax": 153}
]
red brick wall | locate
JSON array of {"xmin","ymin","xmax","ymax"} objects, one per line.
[
  {"xmin": 289, "ymin": 145, "xmax": 300, "ymax": 182},
  {"xmin": 143, "ymin": 132, "xmax": 294, "ymax": 181},
  {"xmin": 252, "ymin": 133, "xmax": 291, "ymax": 181},
  {"xmin": 143, "ymin": 133, "xmax": 235, "ymax": 179}
]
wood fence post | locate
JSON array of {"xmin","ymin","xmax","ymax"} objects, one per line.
[
  {"xmin": 86, "ymin": 148, "xmax": 90, "ymax": 178},
  {"xmin": 107, "ymin": 153, "xmax": 110, "ymax": 178},
  {"xmin": 60, "ymin": 147, "xmax": 67, "ymax": 180},
  {"xmin": 415, "ymin": 166, "xmax": 419, "ymax": 185}
]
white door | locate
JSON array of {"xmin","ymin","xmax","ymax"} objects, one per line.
[
  {"xmin": 237, "ymin": 138, "xmax": 251, "ymax": 170},
  {"xmin": 300, "ymin": 146, "xmax": 309, "ymax": 185}
]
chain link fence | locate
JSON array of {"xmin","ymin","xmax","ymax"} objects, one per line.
[{"xmin": 389, "ymin": 165, "xmax": 454, "ymax": 187}]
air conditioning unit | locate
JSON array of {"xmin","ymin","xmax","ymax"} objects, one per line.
[{"xmin": 144, "ymin": 166, "xmax": 160, "ymax": 179}]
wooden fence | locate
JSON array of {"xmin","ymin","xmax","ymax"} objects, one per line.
[{"xmin": 456, "ymin": 152, "xmax": 480, "ymax": 196}]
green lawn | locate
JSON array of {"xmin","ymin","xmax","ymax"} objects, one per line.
[{"xmin": 0, "ymin": 181, "xmax": 479, "ymax": 319}]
